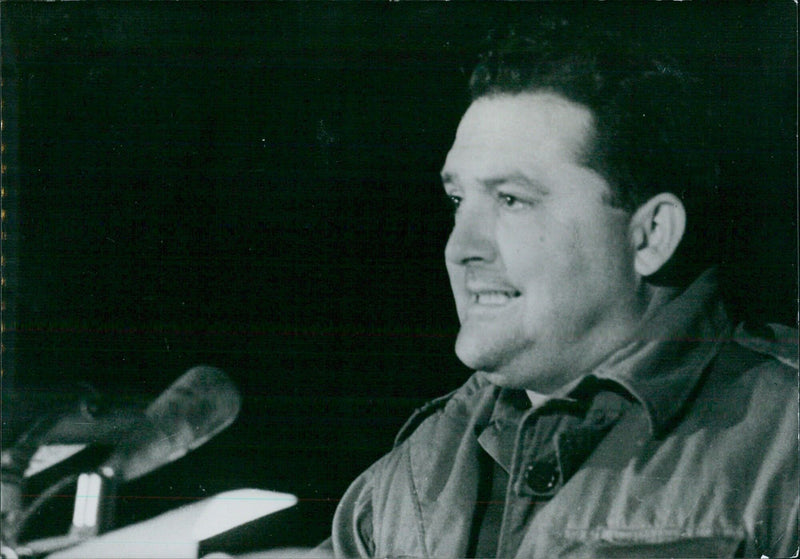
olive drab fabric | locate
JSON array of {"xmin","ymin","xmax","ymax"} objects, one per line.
[{"xmin": 321, "ymin": 270, "xmax": 799, "ymax": 558}]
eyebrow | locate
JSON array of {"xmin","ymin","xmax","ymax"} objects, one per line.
[
  {"xmin": 483, "ymin": 173, "xmax": 549, "ymax": 195},
  {"xmin": 441, "ymin": 171, "xmax": 549, "ymax": 196}
]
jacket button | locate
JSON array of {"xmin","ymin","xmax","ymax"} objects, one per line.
[{"xmin": 524, "ymin": 460, "xmax": 560, "ymax": 495}]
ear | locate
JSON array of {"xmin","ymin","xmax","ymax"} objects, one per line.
[{"xmin": 629, "ymin": 193, "xmax": 686, "ymax": 277}]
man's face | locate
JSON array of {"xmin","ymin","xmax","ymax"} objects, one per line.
[{"xmin": 441, "ymin": 93, "xmax": 646, "ymax": 392}]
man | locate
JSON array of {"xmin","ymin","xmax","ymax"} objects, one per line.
[{"xmin": 320, "ymin": 23, "xmax": 798, "ymax": 558}]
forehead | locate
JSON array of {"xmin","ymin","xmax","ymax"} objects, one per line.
[{"xmin": 443, "ymin": 93, "xmax": 596, "ymax": 179}]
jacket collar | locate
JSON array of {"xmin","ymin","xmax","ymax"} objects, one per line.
[
  {"xmin": 584, "ymin": 268, "xmax": 732, "ymax": 437},
  {"xmin": 483, "ymin": 268, "xmax": 732, "ymax": 443}
]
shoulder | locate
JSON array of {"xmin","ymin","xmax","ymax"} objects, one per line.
[
  {"xmin": 703, "ymin": 322, "xmax": 798, "ymax": 407},
  {"xmin": 732, "ymin": 322, "xmax": 798, "ymax": 370},
  {"xmin": 719, "ymin": 321, "xmax": 799, "ymax": 400},
  {"xmin": 692, "ymin": 322, "xmax": 799, "ymax": 450},
  {"xmin": 393, "ymin": 372, "xmax": 495, "ymax": 447}
]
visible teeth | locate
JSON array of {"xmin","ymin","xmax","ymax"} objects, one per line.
[{"xmin": 476, "ymin": 292, "xmax": 514, "ymax": 305}]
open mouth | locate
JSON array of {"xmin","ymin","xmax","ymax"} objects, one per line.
[{"xmin": 472, "ymin": 290, "xmax": 521, "ymax": 306}]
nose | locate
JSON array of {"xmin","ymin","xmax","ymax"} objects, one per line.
[{"xmin": 444, "ymin": 203, "xmax": 497, "ymax": 266}]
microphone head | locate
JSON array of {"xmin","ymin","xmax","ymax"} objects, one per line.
[{"xmin": 104, "ymin": 366, "xmax": 241, "ymax": 482}]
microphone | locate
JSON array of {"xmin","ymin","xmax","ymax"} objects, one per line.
[
  {"xmin": 100, "ymin": 365, "xmax": 242, "ymax": 482},
  {"xmin": 2, "ymin": 366, "xmax": 241, "ymax": 551}
]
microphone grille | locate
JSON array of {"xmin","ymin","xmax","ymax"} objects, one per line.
[{"xmin": 145, "ymin": 366, "xmax": 242, "ymax": 456}]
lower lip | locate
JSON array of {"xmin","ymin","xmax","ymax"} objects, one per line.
[{"xmin": 468, "ymin": 294, "xmax": 519, "ymax": 311}]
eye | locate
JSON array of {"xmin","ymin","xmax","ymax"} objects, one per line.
[
  {"xmin": 497, "ymin": 192, "xmax": 530, "ymax": 210},
  {"xmin": 446, "ymin": 194, "xmax": 462, "ymax": 211}
]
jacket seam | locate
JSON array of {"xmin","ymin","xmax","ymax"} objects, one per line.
[
  {"xmin": 560, "ymin": 526, "xmax": 745, "ymax": 538},
  {"xmin": 403, "ymin": 440, "xmax": 430, "ymax": 557}
]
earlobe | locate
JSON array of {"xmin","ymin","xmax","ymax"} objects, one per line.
[{"xmin": 631, "ymin": 193, "xmax": 686, "ymax": 277}]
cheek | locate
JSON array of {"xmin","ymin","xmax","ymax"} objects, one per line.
[
  {"xmin": 497, "ymin": 221, "xmax": 545, "ymax": 265},
  {"xmin": 586, "ymin": 215, "xmax": 635, "ymax": 272},
  {"xmin": 512, "ymin": 224, "xmax": 604, "ymax": 310},
  {"xmin": 564, "ymin": 226, "xmax": 594, "ymax": 278},
  {"xmin": 498, "ymin": 221, "xmax": 577, "ymax": 285},
  {"xmin": 566, "ymin": 220, "xmax": 636, "ymax": 301}
]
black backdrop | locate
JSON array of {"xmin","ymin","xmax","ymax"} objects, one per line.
[{"xmin": 2, "ymin": 2, "xmax": 796, "ymax": 551}]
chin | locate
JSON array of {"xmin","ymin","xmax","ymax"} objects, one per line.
[
  {"xmin": 455, "ymin": 326, "xmax": 511, "ymax": 359},
  {"xmin": 454, "ymin": 338, "xmax": 494, "ymax": 372},
  {"xmin": 455, "ymin": 342, "xmax": 560, "ymax": 392},
  {"xmin": 455, "ymin": 343, "xmax": 520, "ymax": 387}
]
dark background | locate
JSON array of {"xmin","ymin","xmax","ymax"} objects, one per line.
[{"xmin": 2, "ymin": 2, "xmax": 796, "ymax": 552}]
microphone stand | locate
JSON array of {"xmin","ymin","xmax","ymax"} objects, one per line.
[{"xmin": 2, "ymin": 468, "xmax": 119, "ymax": 558}]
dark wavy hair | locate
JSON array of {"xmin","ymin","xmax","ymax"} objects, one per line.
[{"xmin": 469, "ymin": 22, "xmax": 720, "ymax": 285}]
